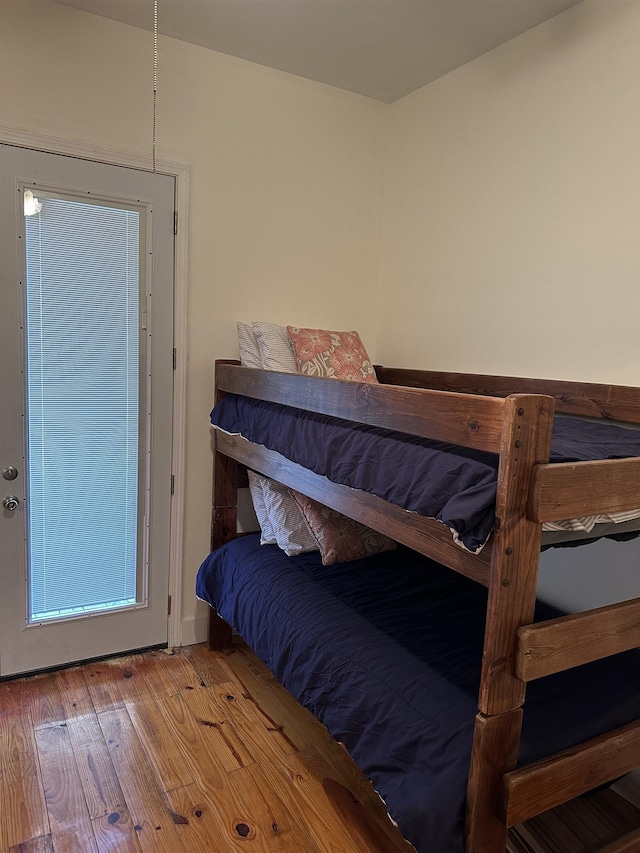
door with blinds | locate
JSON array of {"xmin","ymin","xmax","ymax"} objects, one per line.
[{"xmin": 0, "ymin": 144, "xmax": 174, "ymax": 677}]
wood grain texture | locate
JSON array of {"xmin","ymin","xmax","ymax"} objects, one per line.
[
  {"xmin": 208, "ymin": 680, "xmax": 297, "ymax": 758},
  {"xmin": 221, "ymin": 644, "xmax": 323, "ymax": 754},
  {"xmin": 283, "ymin": 746, "xmax": 410, "ymax": 853},
  {"xmin": 53, "ymin": 666, "xmax": 96, "ymax": 721},
  {"xmin": 65, "ymin": 713, "xmax": 126, "ymax": 819},
  {"xmin": 91, "ymin": 807, "xmax": 142, "ymax": 853},
  {"xmin": 503, "ymin": 720, "xmax": 640, "ymax": 827},
  {"xmin": 1, "ymin": 643, "xmax": 637, "ymax": 852},
  {"xmin": 517, "ymin": 598, "xmax": 640, "ymax": 681},
  {"xmin": 374, "ymin": 367, "xmax": 640, "ymax": 424},
  {"xmin": 35, "ymin": 724, "xmax": 98, "ymax": 852},
  {"xmin": 215, "ymin": 431, "xmax": 493, "ymax": 585},
  {"xmin": 216, "ymin": 361, "xmax": 506, "ymax": 452},
  {"xmin": 161, "ymin": 784, "xmax": 228, "ymax": 853},
  {"xmin": 126, "ymin": 698, "xmax": 196, "ymax": 793},
  {"xmin": 175, "ymin": 685, "xmax": 249, "ymax": 776},
  {"xmin": 7, "ymin": 838, "xmax": 54, "ymax": 853},
  {"xmin": 132, "ymin": 649, "xmax": 205, "ymax": 699},
  {"xmin": 529, "ymin": 458, "xmax": 640, "ymax": 522},
  {"xmin": 0, "ymin": 709, "xmax": 49, "ymax": 848},
  {"xmin": 98, "ymin": 708, "xmax": 185, "ymax": 853},
  {"xmin": 479, "ymin": 394, "xmax": 555, "ymax": 716},
  {"xmin": 0, "ymin": 674, "xmax": 64, "ymax": 728},
  {"xmin": 179, "ymin": 641, "xmax": 236, "ymax": 685},
  {"xmin": 467, "ymin": 394, "xmax": 555, "ymax": 853},
  {"xmin": 18, "ymin": 675, "xmax": 65, "ymax": 730},
  {"xmin": 465, "ymin": 709, "xmax": 523, "ymax": 853}
]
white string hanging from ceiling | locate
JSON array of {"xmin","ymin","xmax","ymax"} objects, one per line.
[{"xmin": 153, "ymin": 0, "xmax": 158, "ymax": 173}]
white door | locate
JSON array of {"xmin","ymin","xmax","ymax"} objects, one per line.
[{"xmin": 0, "ymin": 144, "xmax": 175, "ymax": 677}]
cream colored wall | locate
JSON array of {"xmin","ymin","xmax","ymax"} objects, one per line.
[
  {"xmin": 0, "ymin": 0, "xmax": 388, "ymax": 643},
  {"xmin": 378, "ymin": 0, "xmax": 640, "ymax": 385},
  {"xmin": 377, "ymin": 0, "xmax": 640, "ymax": 612},
  {"xmin": 2, "ymin": 0, "xmax": 638, "ymax": 642}
]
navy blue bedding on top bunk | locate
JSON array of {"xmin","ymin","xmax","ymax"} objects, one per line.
[
  {"xmin": 196, "ymin": 536, "xmax": 640, "ymax": 853},
  {"xmin": 211, "ymin": 395, "xmax": 640, "ymax": 553}
]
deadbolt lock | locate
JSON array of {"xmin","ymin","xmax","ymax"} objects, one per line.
[{"xmin": 2, "ymin": 466, "xmax": 18, "ymax": 481}]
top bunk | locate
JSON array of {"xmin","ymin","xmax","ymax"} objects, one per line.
[{"xmin": 211, "ymin": 359, "xmax": 640, "ymax": 588}]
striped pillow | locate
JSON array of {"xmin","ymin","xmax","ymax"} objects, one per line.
[
  {"xmin": 237, "ymin": 322, "xmax": 263, "ymax": 369},
  {"xmin": 247, "ymin": 470, "xmax": 277, "ymax": 545},
  {"xmin": 250, "ymin": 473, "xmax": 318, "ymax": 556},
  {"xmin": 252, "ymin": 322, "xmax": 298, "ymax": 373}
]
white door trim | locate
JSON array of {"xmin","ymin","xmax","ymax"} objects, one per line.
[{"xmin": 0, "ymin": 125, "xmax": 189, "ymax": 649}]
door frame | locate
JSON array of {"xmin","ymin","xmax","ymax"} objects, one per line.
[{"xmin": 0, "ymin": 126, "xmax": 189, "ymax": 649}]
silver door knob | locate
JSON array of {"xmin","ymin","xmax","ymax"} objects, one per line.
[{"xmin": 2, "ymin": 496, "xmax": 19, "ymax": 511}]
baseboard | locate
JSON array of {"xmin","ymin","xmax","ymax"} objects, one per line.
[{"xmin": 180, "ymin": 614, "xmax": 209, "ymax": 647}]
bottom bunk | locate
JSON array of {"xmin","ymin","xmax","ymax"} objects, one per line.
[{"xmin": 196, "ymin": 535, "xmax": 640, "ymax": 853}]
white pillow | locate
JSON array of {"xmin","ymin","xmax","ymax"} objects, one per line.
[
  {"xmin": 250, "ymin": 473, "xmax": 318, "ymax": 556},
  {"xmin": 237, "ymin": 321, "xmax": 263, "ymax": 369},
  {"xmin": 252, "ymin": 321, "xmax": 298, "ymax": 373},
  {"xmin": 247, "ymin": 471, "xmax": 277, "ymax": 545}
]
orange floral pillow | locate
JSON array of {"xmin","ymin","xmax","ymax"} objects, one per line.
[
  {"xmin": 289, "ymin": 490, "xmax": 396, "ymax": 566},
  {"xmin": 286, "ymin": 327, "xmax": 378, "ymax": 383}
]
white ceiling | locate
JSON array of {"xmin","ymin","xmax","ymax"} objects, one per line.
[{"xmin": 50, "ymin": 0, "xmax": 583, "ymax": 102}]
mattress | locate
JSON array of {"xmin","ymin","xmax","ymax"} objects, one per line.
[
  {"xmin": 196, "ymin": 536, "xmax": 640, "ymax": 853},
  {"xmin": 211, "ymin": 395, "xmax": 640, "ymax": 552}
]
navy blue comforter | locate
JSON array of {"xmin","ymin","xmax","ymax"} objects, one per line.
[
  {"xmin": 196, "ymin": 537, "xmax": 640, "ymax": 853},
  {"xmin": 211, "ymin": 395, "xmax": 640, "ymax": 552}
]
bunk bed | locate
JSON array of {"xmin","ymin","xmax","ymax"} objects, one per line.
[{"xmin": 197, "ymin": 359, "xmax": 640, "ymax": 853}]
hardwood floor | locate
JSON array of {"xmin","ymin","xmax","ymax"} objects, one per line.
[{"xmin": 0, "ymin": 641, "xmax": 638, "ymax": 853}]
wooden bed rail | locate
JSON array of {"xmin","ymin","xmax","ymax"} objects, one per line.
[
  {"xmin": 502, "ymin": 719, "xmax": 640, "ymax": 827},
  {"xmin": 216, "ymin": 362, "xmax": 507, "ymax": 452},
  {"xmin": 516, "ymin": 598, "xmax": 640, "ymax": 681},
  {"xmin": 529, "ymin": 457, "xmax": 640, "ymax": 522},
  {"xmin": 215, "ymin": 430, "xmax": 493, "ymax": 585},
  {"xmin": 374, "ymin": 366, "xmax": 640, "ymax": 424}
]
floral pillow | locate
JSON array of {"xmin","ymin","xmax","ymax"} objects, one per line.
[
  {"xmin": 289, "ymin": 490, "xmax": 395, "ymax": 566},
  {"xmin": 286, "ymin": 327, "xmax": 378, "ymax": 383}
]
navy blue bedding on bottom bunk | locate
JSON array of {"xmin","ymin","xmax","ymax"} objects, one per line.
[{"xmin": 196, "ymin": 536, "xmax": 640, "ymax": 853}]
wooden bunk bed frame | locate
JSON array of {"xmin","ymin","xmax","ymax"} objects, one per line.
[{"xmin": 208, "ymin": 359, "xmax": 640, "ymax": 853}]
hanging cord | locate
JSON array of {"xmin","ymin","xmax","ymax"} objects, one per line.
[{"xmin": 153, "ymin": 0, "xmax": 158, "ymax": 173}]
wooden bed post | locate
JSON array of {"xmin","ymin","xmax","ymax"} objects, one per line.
[
  {"xmin": 208, "ymin": 359, "xmax": 241, "ymax": 650},
  {"xmin": 466, "ymin": 393, "xmax": 555, "ymax": 853}
]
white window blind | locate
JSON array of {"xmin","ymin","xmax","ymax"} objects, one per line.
[{"xmin": 24, "ymin": 195, "xmax": 143, "ymax": 621}]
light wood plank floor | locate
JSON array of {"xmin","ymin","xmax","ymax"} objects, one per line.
[{"xmin": 0, "ymin": 641, "xmax": 638, "ymax": 852}]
